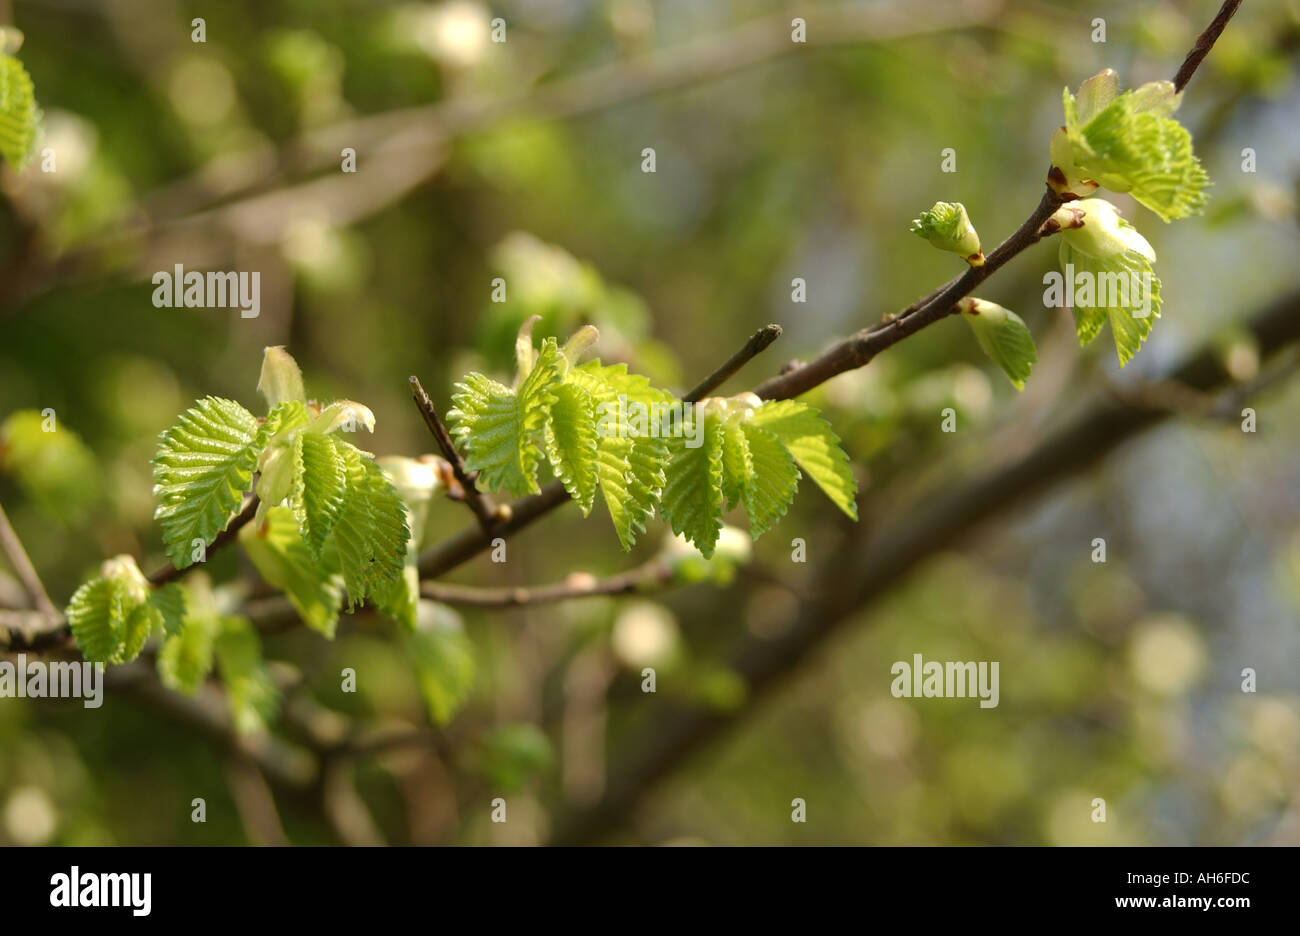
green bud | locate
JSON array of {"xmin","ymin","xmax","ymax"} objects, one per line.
[
  {"xmin": 309, "ymin": 399, "xmax": 376, "ymax": 434},
  {"xmin": 257, "ymin": 346, "xmax": 306, "ymax": 409},
  {"xmin": 956, "ymin": 298, "xmax": 1037, "ymax": 391},
  {"xmin": 1075, "ymin": 68, "xmax": 1119, "ymax": 124},
  {"xmin": 100, "ymin": 554, "xmax": 150, "ymax": 604},
  {"xmin": 561, "ymin": 325, "xmax": 600, "ymax": 366},
  {"xmin": 1056, "ymin": 198, "xmax": 1155, "ymax": 263},
  {"xmin": 911, "ymin": 201, "xmax": 984, "ymax": 266}
]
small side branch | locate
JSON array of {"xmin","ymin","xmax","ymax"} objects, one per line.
[
  {"xmin": 683, "ymin": 324, "xmax": 782, "ymax": 402},
  {"xmin": 409, "ymin": 376, "xmax": 498, "ymax": 531},
  {"xmin": 0, "ymin": 500, "xmax": 59, "ymax": 619},
  {"xmin": 147, "ymin": 495, "xmax": 260, "ymax": 586},
  {"xmin": 420, "ymin": 560, "xmax": 670, "ymax": 607}
]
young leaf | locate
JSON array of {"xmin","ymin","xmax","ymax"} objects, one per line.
[
  {"xmin": 331, "ymin": 441, "xmax": 410, "ymax": 609},
  {"xmin": 157, "ymin": 610, "xmax": 219, "ymax": 695},
  {"xmin": 404, "ymin": 608, "xmax": 476, "ymax": 726},
  {"xmin": 256, "ymin": 346, "xmax": 305, "ymax": 410},
  {"xmin": 958, "ymin": 298, "xmax": 1038, "ymax": 390},
  {"xmin": 240, "ymin": 505, "xmax": 343, "ymax": 638},
  {"xmin": 543, "ymin": 381, "xmax": 599, "ymax": 513},
  {"xmin": 0, "ymin": 54, "xmax": 40, "ymax": 170},
  {"xmin": 748, "ymin": 401, "xmax": 858, "ymax": 521},
  {"xmin": 147, "ymin": 583, "xmax": 188, "ymax": 638},
  {"xmin": 567, "ymin": 359, "xmax": 672, "ymax": 549},
  {"xmin": 1051, "ymin": 198, "xmax": 1162, "ymax": 365},
  {"xmin": 659, "ymin": 418, "xmax": 724, "ymax": 557},
  {"xmin": 739, "ymin": 422, "xmax": 799, "ymax": 538},
  {"xmin": 214, "ymin": 616, "xmax": 280, "ymax": 734},
  {"xmin": 448, "ymin": 340, "xmax": 562, "ymax": 497},
  {"xmin": 718, "ymin": 415, "xmax": 753, "ymax": 511},
  {"xmin": 65, "ymin": 577, "xmax": 131, "ymax": 664},
  {"xmin": 292, "ymin": 431, "xmax": 347, "ymax": 556},
  {"xmin": 1059, "ymin": 74, "xmax": 1209, "ymax": 221},
  {"xmin": 152, "ymin": 396, "xmax": 261, "ymax": 569}
]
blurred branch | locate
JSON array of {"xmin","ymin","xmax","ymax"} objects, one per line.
[
  {"xmin": 131, "ymin": 0, "xmax": 1006, "ymax": 228},
  {"xmin": 0, "ymin": 500, "xmax": 60, "ymax": 619},
  {"xmin": 409, "ymin": 375, "xmax": 498, "ymax": 531},
  {"xmin": 1, "ymin": 494, "xmax": 260, "ymax": 653},
  {"xmin": 551, "ymin": 283, "xmax": 1300, "ymax": 844},
  {"xmin": 419, "ymin": 560, "xmax": 671, "ymax": 608},
  {"xmin": 224, "ymin": 754, "xmax": 290, "ymax": 846}
]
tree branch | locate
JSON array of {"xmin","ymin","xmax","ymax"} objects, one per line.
[
  {"xmin": 420, "ymin": 560, "xmax": 671, "ymax": 608},
  {"xmin": 409, "ymin": 375, "xmax": 499, "ymax": 531},
  {"xmin": 682, "ymin": 324, "xmax": 782, "ymax": 401},
  {"xmin": 551, "ymin": 284, "xmax": 1300, "ymax": 844},
  {"xmin": 146, "ymin": 494, "xmax": 260, "ymax": 586},
  {"xmin": 1173, "ymin": 0, "xmax": 1244, "ymax": 92},
  {"xmin": 0, "ymin": 500, "xmax": 59, "ymax": 619}
]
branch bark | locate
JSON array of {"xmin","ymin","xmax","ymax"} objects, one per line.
[{"xmin": 409, "ymin": 375, "xmax": 499, "ymax": 531}]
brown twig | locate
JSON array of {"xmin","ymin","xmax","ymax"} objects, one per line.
[
  {"xmin": 409, "ymin": 376, "xmax": 498, "ymax": 531},
  {"xmin": 146, "ymin": 495, "xmax": 261, "ymax": 586},
  {"xmin": 1173, "ymin": 0, "xmax": 1244, "ymax": 92},
  {"xmin": 682, "ymin": 324, "xmax": 782, "ymax": 402}
]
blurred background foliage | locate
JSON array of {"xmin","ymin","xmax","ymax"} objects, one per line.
[{"xmin": 1, "ymin": 0, "xmax": 1299, "ymax": 845}]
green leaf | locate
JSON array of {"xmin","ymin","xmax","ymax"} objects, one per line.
[
  {"xmin": 292, "ymin": 431, "xmax": 347, "ymax": 556},
  {"xmin": 240, "ymin": 505, "xmax": 343, "ymax": 638},
  {"xmin": 718, "ymin": 415, "xmax": 753, "ymax": 510},
  {"xmin": 567, "ymin": 359, "xmax": 672, "ymax": 549},
  {"xmin": 1062, "ymin": 78, "xmax": 1209, "ymax": 221},
  {"xmin": 65, "ymin": 577, "xmax": 131, "ymax": 664},
  {"xmin": 119, "ymin": 601, "xmax": 156, "ymax": 663},
  {"xmin": 157, "ymin": 611, "xmax": 219, "ymax": 695},
  {"xmin": 1058, "ymin": 239, "xmax": 1162, "ymax": 366},
  {"xmin": 405, "ymin": 611, "xmax": 476, "ymax": 726},
  {"xmin": 0, "ymin": 54, "xmax": 40, "ymax": 170},
  {"xmin": 447, "ymin": 340, "xmax": 562, "ymax": 497},
  {"xmin": 959, "ymin": 298, "xmax": 1038, "ymax": 390},
  {"xmin": 659, "ymin": 418, "xmax": 724, "ymax": 557},
  {"xmin": 543, "ymin": 381, "xmax": 599, "ymax": 513},
  {"xmin": 152, "ymin": 397, "xmax": 261, "ymax": 569},
  {"xmin": 739, "ymin": 423, "xmax": 799, "ymax": 538},
  {"xmin": 748, "ymin": 401, "xmax": 858, "ymax": 521},
  {"xmin": 256, "ymin": 346, "xmax": 305, "ymax": 410},
  {"xmin": 330, "ymin": 441, "xmax": 410, "ymax": 609},
  {"xmin": 214, "ymin": 616, "xmax": 280, "ymax": 734},
  {"xmin": 147, "ymin": 583, "xmax": 188, "ymax": 638}
]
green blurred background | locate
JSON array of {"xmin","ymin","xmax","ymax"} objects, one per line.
[{"xmin": 1, "ymin": 0, "xmax": 1299, "ymax": 845}]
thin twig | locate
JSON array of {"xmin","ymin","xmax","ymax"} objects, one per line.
[
  {"xmin": 409, "ymin": 376, "xmax": 498, "ymax": 530},
  {"xmin": 682, "ymin": 324, "xmax": 782, "ymax": 402},
  {"xmin": 146, "ymin": 495, "xmax": 261, "ymax": 586},
  {"xmin": 420, "ymin": 561, "xmax": 671, "ymax": 608},
  {"xmin": 0, "ymin": 500, "xmax": 59, "ymax": 619},
  {"xmin": 1173, "ymin": 0, "xmax": 1244, "ymax": 92}
]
